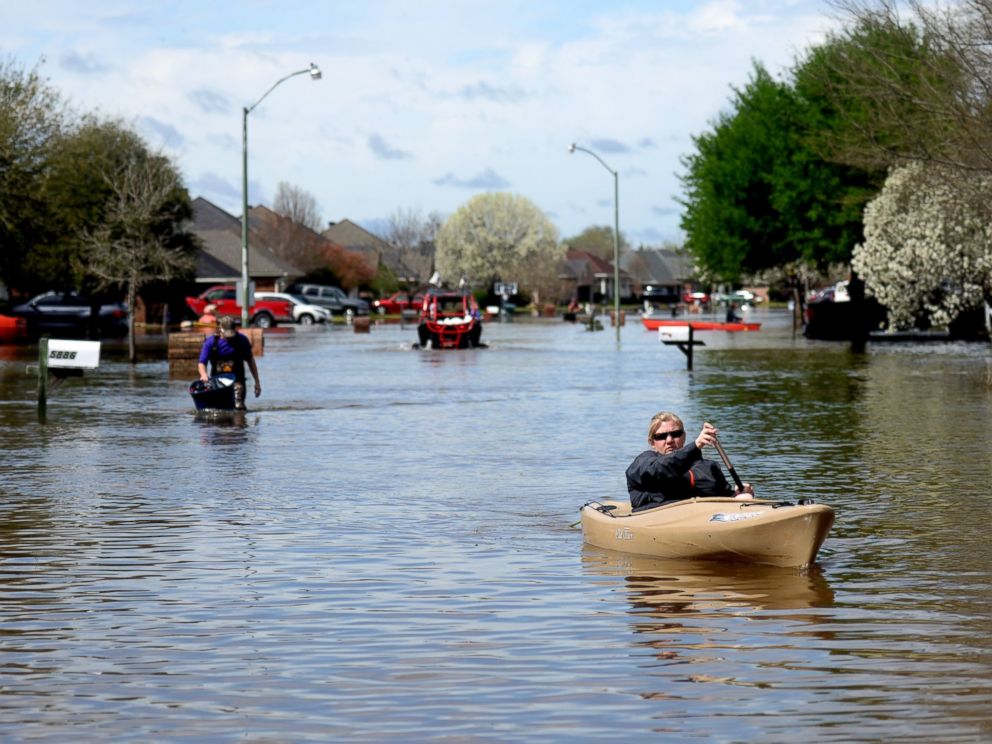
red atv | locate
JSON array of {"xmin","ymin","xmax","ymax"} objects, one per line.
[{"xmin": 417, "ymin": 289, "xmax": 483, "ymax": 349}]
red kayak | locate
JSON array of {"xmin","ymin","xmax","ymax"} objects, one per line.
[
  {"xmin": 642, "ymin": 317, "xmax": 761, "ymax": 332},
  {"xmin": 0, "ymin": 314, "xmax": 28, "ymax": 344}
]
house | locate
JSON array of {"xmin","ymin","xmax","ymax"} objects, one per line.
[
  {"xmin": 322, "ymin": 219, "xmax": 432, "ymax": 285},
  {"xmin": 189, "ymin": 197, "xmax": 303, "ymax": 291},
  {"xmin": 619, "ymin": 248, "xmax": 696, "ymax": 304},
  {"xmin": 558, "ymin": 249, "xmax": 634, "ymax": 304},
  {"xmin": 248, "ymin": 205, "xmax": 348, "ymax": 275}
]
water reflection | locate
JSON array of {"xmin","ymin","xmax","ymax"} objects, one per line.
[
  {"xmin": 582, "ymin": 545, "xmax": 835, "ymax": 618},
  {"xmin": 1, "ymin": 316, "xmax": 990, "ymax": 741}
]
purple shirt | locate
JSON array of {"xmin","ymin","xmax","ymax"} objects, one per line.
[{"xmin": 199, "ymin": 333, "xmax": 253, "ymax": 381}]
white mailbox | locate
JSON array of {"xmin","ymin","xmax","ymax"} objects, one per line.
[
  {"xmin": 658, "ymin": 325, "xmax": 690, "ymax": 343},
  {"xmin": 47, "ymin": 339, "xmax": 101, "ymax": 369}
]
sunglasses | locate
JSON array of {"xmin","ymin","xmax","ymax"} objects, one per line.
[{"xmin": 652, "ymin": 429, "xmax": 684, "ymax": 441}]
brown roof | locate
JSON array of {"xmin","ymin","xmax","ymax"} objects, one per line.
[
  {"xmin": 619, "ymin": 248, "xmax": 695, "ymax": 286},
  {"xmin": 188, "ymin": 197, "xmax": 303, "ymax": 283},
  {"xmin": 322, "ymin": 219, "xmax": 428, "ymax": 282}
]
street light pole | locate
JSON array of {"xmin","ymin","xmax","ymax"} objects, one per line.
[
  {"xmin": 240, "ymin": 63, "xmax": 321, "ymax": 328},
  {"xmin": 568, "ymin": 143, "xmax": 621, "ymax": 344}
]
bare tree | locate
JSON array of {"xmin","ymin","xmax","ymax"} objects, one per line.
[
  {"xmin": 383, "ymin": 207, "xmax": 441, "ymax": 248},
  {"xmin": 82, "ymin": 156, "xmax": 195, "ymax": 362},
  {"xmin": 273, "ymin": 181, "xmax": 322, "ymax": 231},
  {"xmin": 251, "ymin": 206, "xmax": 330, "ymax": 273},
  {"xmin": 379, "ymin": 207, "xmax": 441, "ymax": 284},
  {"xmin": 822, "ymin": 0, "xmax": 992, "ymax": 174}
]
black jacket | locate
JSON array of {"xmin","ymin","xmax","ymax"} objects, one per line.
[{"xmin": 626, "ymin": 443, "xmax": 732, "ymax": 512}]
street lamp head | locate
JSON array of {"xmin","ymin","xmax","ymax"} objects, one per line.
[
  {"xmin": 568, "ymin": 142, "xmax": 576, "ymax": 154},
  {"xmin": 309, "ymin": 63, "xmax": 322, "ymax": 81}
]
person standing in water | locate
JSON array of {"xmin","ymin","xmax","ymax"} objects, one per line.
[{"xmin": 197, "ymin": 317, "xmax": 261, "ymax": 410}]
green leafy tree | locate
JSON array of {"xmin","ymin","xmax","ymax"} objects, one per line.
[
  {"xmin": 679, "ymin": 57, "xmax": 882, "ymax": 294},
  {"xmin": 32, "ymin": 117, "xmax": 164, "ymax": 292},
  {"xmin": 0, "ymin": 58, "xmax": 67, "ymax": 294},
  {"xmin": 435, "ymin": 192, "xmax": 561, "ymax": 306}
]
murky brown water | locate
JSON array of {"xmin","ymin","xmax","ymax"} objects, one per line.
[{"xmin": 1, "ymin": 310, "xmax": 990, "ymax": 741}]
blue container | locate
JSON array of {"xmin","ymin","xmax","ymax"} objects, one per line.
[{"xmin": 188, "ymin": 377, "xmax": 235, "ymax": 411}]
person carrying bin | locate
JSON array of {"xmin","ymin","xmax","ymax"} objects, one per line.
[{"xmin": 197, "ymin": 317, "xmax": 261, "ymax": 410}]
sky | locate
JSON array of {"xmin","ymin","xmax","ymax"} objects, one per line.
[{"xmin": 3, "ymin": 1, "xmax": 839, "ymax": 246}]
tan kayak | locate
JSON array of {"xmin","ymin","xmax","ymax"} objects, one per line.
[{"xmin": 580, "ymin": 497, "xmax": 835, "ymax": 568}]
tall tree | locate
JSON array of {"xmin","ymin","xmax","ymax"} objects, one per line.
[
  {"xmin": 680, "ymin": 64, "xmax": 804, "ymax": 282},
  {"xmin": 435, "ymin": 192, "xmax": 561, "ymax": 305},
  {"xmin": 383, "ymin": 207, "xmax": 439, "ymax": 252},
  {"xmin": 679, "ymin": 60, "xmax": 877, "ymax": 284},
  {"xmin": 80, "ymin": 139, "xmax": 196, "ymax": 361},
  {"xmin": 273, "ymin": 181, "xmax": 322, "ymax": 231},
  {"xmin": 821, "ymin": 0, "xmax": 992, "ymax": 174},
  {"xmin": 38, "ymin": 118, "xmax": 160, "ymax": 292},
  {"xmin": 0, "ymin": 58, "xmax": 67, "ymax": 293}
]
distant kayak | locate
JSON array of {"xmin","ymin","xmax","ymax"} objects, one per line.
[
  {"xmin": 580, "ymin": 497, "xmax": 834, "ymax": 568},
  {"xmin": 642, "ymin": 316, "xmax": 761, "ymax": 332}
]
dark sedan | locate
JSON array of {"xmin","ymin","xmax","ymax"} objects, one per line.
[{"xmin": 11, "ymin": 292, "xmax": 129, "ymax": 338}]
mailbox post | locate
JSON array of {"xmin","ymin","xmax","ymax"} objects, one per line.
[
  {"xmin": 659, "ymin": 324, "xmax": 705, "ymax": 370},
  {"xmin": 36, "ymin": 338, "xmax": 101, "ymax": 417}
]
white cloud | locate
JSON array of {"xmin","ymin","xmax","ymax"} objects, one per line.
[{"xmin": 3, "ymin": 0, "xmax": 836, "ymax": 245}]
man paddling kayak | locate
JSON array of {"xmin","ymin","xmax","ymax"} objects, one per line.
[{"xmin": 626, "ymin": 412, "xmax": 754, "ymax": 512}]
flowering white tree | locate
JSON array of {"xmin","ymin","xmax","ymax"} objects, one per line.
[
  {"xmin": 436, "ymin": 192, "xmax": 562, "ymax": 304},
  {"xmin": 852, "ymin": 161, "xmax": 992, "ymax": 330}
]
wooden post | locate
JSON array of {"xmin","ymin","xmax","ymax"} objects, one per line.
[
  {"xmin": 37, "ymin": 336, "xmax": 48, "ymax": 418},
  {"xmin": 660, "ymin": 324, "xmax": 705, "ymax": 371}
]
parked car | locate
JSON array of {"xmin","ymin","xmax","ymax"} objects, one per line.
[
  {"xmin": 713, "ymin": 289, "xmax": 764, "ymax": 305},
  {"xmin": 682, "ymin": 291, "xmax": 710, "ymax": 305},
  {"xmin": 287, "ymin": 283, "xmax": 370, "ymax": 316},
  {"xmin": 806, "ymin": 282, "xmax": 849, "ymax": 305},
  {"xmin": 10, "ymin": 292, "xmax": 129, "ymax": 338},
  {"xmin": 373, "ymin": 291, "xmax": 425, "ymax": 315},
  {"xmin": 185, "ymin": 285, "xmax": 293, "ymax": 328},
  {"xmin": 254, "ymin": 291, "xmax": 331, "ymax": 325}
]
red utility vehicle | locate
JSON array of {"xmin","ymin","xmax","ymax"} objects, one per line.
[
  {"xmin": 374, "ymin": 291, "xmax": 425, "ymax": 315},
  {"xmin": 185, "ymin": 285, "xmax": 293, "ymax": 328},
  {"xmin": 416, "ymin": 289, "xmax": 483, "ymax": 349}
]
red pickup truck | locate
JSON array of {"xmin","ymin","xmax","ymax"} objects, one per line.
[
  {"xmin": 185, "ymin": 285, "xmax": 293, "ymax": 328},
  {"xmin": 373, "ymin": 291, "xmax": 425, "ymax": 315}
]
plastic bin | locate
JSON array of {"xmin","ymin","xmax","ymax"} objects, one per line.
[{"xmin": 188, "ymin": 376, "xmax": 235, "ymax": 410}]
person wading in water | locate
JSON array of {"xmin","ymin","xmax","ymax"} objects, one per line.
[{"xmin": 197, "ymin": 317, "xmax": 261, "ymax": 410}]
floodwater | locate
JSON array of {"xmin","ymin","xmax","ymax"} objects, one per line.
[{"xmin": 1, "ymin": 309, "xmax": 990, "ymax": 742}]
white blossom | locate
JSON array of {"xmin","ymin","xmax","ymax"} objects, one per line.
[{"xmin": 852, "ymin": 162, "xmax": 992, "ymax": 330}]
